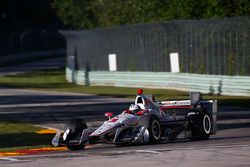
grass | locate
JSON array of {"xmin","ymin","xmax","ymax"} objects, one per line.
[
  {"xmin": 0, "ymin": 120, "xmax": 53, "ymax": 152},
  {"xmin": 0, "ymin": 69, "xmax": 249, "ymax": 107}
]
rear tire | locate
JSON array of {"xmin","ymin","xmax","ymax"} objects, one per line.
[{"xmin": 186, "ymin": 110, "xmax": 211, "ymax": 140}]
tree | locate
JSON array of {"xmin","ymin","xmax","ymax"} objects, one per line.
[
  {"xmin": 51, "ymin": 0, "xmax": 250, "ymax": 29},
  {"xmin": 204, "ymin": 0, "xmax": 250, "ymax": 18},
  {"xmin": 52, "ymin": 0, "xmax": 96, "ymax": 29}
]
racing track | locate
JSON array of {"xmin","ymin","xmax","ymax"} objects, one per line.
[{"xmin": 0, "ymin": 88, "xmax": 250, "ymax": 167}]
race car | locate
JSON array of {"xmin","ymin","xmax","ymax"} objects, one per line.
[{"xmin": 52, "ymin": 89, "xmax": 217, "ymax": 150}]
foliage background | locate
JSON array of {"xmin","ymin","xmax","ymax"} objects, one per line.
[{"xmin": 52, "ymin": 0, "xmax": 250, "ymax": 29}]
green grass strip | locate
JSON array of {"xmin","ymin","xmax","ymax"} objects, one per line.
[{"xmin": 0, "ymin": 120, "xmax": 53, "ymax": 152}]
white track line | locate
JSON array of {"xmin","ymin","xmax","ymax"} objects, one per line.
[{"xmin": 0, "ymin": 157, "xmax": 29, "ymax": 162}]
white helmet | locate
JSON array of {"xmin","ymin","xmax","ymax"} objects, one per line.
[{"xmin": 129, "ymin": 104, "xmax": 141, "ymax": 114}]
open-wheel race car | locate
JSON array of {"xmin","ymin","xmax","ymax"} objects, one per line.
[{"xmin": 52, "ymin": 89, "xmax": 217, "ymax": 150}]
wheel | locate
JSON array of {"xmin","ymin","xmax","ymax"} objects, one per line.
[
  {"xmin": 201, "ymin": 113, "xmax": 212, "ymax": 139},
  {"xmin": 186, "ymin": 109, "xmax": 211, "ymax": 140},
  {"xmin": 67, "ymin": 144, "xmax": 85, "ymax": 150},
  {"xmin": 139, "ymin": 115, "xmax": 161, "ymax": 143},
  {"xmin": 63, "ymin": 118, "xmax": 87, "ymax": 150}
]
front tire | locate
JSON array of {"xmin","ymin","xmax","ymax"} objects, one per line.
[
  {"xmin": 67, "ymin": 144, "xmax": 85, "ymax": 150},
  {"xmin": 139, "ymin": 115, "xmax": 161, "ymax": 143},
  {"xmin": 63, "ymin": 118, "xmax": 87, "ymax": 150}
]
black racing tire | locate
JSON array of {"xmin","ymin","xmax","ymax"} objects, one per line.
[
  {"xmin": 64, "ymin": 118, "xmax": 87, "ymax": 134},
  {"xmin": 67, "ymin": 144, "xmax": 85, "ymax": 151},
  {"xmin": 201, "ymin": 113, "xmax": 212, "ymax": 139},
  {"xmin": 139, "ymin": 115, "xmax": 161, "ymax": 144},
  {"xmin": 63, "ymin": 118, "xmax": 87, "ymax": 150},
  {"xmin": 186, "ymin": 109, "xmax": 212, "ymax": 140}
]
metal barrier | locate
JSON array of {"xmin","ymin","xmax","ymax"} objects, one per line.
[
  {"xmin": 64, "ymin": 17, "xmax": 250, "ymax": 96},
  {"xmin": 63, "ymin": 16, "xmax": 250, "ymax": 76},
  {"xmin": 66, "ymin": 68, "xmax": 250, "ymax": 96}
]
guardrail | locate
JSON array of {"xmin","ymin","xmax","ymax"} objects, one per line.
[{"xmin": 66, "ymin": 68, "xmax": 250, "ymax": 96}]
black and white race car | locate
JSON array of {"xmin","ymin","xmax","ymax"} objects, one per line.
[{"xmin": 52, "ymin": 89, "xmax": 217, "ymax": 150}]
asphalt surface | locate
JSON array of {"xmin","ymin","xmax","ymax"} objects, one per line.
[
  {"xmin": 0, "ymin": 88, "xmax": 250, "ymax": 167},
  {"xmin": 0, "ymin": 57, "xmax": 65, "ymax": 76},
  {"xmin": 0, "ymin": 88, "xmax": 133, "ymax": 129},
  {"xmin": 0, "ymin": 59, "xmax": 250, "ymax": 167}
]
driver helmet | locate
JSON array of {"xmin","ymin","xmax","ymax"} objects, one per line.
[{"xmin": 129, "ymin": 104, "xmax": 141, "ymax": 114}]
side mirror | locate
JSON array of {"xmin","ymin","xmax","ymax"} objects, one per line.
[{"xmin": 105, "ymin": 112, "xmax": 113, "ymax": 119}]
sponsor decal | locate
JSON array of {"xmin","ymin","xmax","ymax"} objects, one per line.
[
  {"xmin": 108, "ymin": 118, "xmax": 119, "ymax": 122},
  {"xmin": 161, "ymin": 100, "xmax": 191, "ymax": 106}
]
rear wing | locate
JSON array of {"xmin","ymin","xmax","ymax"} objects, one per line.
[{"xmin": 158, "ymin": 92, "xmax": 203, "ymax": 108}]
